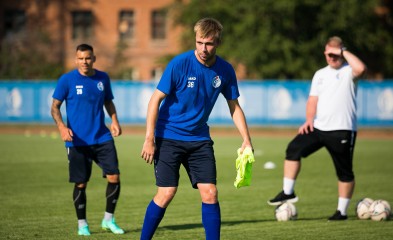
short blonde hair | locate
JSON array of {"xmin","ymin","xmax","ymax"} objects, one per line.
[
  {"xmin": 194, "ymin": 18, "xmax": 223, "ymax": 44},
  {"xmin": 326, "ymin": 36, "xmax": 343, "ymax": 48}
]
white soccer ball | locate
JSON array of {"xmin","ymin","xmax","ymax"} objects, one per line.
[
  {"xmin": 356, "ymin": 198, "xmax": 374, "ymax": 220},
  {"xmin": 369, "ymin": 199, "xmax": 391, "ymax": 221},
  {"xmin": 264, "ymin": 161, "xmax": 276, "ymax": 169},
  {"xmin": 275, "ymin": 202, "xmax": 297, "ymax": 221}
]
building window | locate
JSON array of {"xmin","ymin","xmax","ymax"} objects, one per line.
[
  {"xmin": 4, "ymin": 10, "xmax": 26, "ymax": 37},
  {"xmin": 72, "ymin": 11, "xmax": 93, "ymax": 40},
  {"xmin": 119, "ymin": 10, "xmax": 134, "ymax": 40},
  {"xmin": 151, "ymin": 10, "xmax": 166, "ymax": 40}
]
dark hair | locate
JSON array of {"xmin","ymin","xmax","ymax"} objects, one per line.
[{"xmin": 76, "ymin": 44, "xmax": 94, "ymax": 52}]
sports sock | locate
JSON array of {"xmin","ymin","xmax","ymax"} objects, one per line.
[
  {"xmin": 104, "ymin": 212, "xmax": 113, "ymax": 221},
  {"xmin": 140, "ymin": 200, "xmax": 166, "ymax": 240},
  {"xmin": 73, "ymin": 185, "xmax": 87, "ymax": 220},
  {"xmin": 202, "ymin": 202, "xmax": 221, "ymax": 240},
  {"xmin": 105, "ymin": 182, "xmax": 120, "ymax": 214},
  {"xmin": 78, "ymin": 219, "xmax": 88, "ymax": 228},
  {"xmin": 337, "ymin": 197, "xmax": 350, "ymax": 215},
  {"xmin": 283, "ymin": 177, "xmax": 295, "ymax": 195}
]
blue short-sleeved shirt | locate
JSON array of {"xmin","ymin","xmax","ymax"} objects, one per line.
[
  {"xmin": 52, "ymin": 69, "xmax": 114, "ymax": 147},
  {"xmin": 156, "ymin": 50, "xmax": 240, "ymax": 141}
]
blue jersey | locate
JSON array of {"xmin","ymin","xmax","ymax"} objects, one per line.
[
  {"xmin": 53, "ymin": 69, "xmax": 114, "ymax": 147},
  {"xmin": 156, "ymin": 50, "xmax": 240, "ymax": 141}
]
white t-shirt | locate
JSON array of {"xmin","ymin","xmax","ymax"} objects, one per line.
[{"xmin": 309, "ymin": 64, "xmax": 357, "ymax": 131}]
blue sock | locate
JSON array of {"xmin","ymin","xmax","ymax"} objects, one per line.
[
  {"xmin": 202, "ymin": 202, "xmax": 221, "ymax": 240},
  {"xmin": 140, "ymin": 200, "xmax": 166, "ymax": 240}
]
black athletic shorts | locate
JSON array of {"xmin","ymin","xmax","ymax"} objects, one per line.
[
  {"xmin": 154, "ymin": 138, "xmax": 217, "ymax": 189},
  {"xmin": 67, "ymin": 140, "xmax": 120, "ymax": 183},
  {"xmin": 286, "ymin": 128, "xmax": 356, "ymax": 182}
]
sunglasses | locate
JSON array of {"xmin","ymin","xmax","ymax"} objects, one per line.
[{"xmin": 327, "ymin": 53, "xmax": 341, "ymax": 58}]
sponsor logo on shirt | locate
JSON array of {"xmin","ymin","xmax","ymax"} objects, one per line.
[
  {"xmin": 212, "ymin": 76, "xmax": 221, "ymax": 88},
  {"xmin": 97, "ymin": 82, "xmax": 104, "ymax": 91}
]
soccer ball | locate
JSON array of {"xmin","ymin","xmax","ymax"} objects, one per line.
[
  {"xmin": 356, "ymin": 198, "xmax": 374, "ymax": 220},
  {"xmin": 369, "ymin": 199, "xmax": 391, "ymax": 221},
  {"xmin": 275, "ymin": 202, "xmax": 297, "ymax": 221}
]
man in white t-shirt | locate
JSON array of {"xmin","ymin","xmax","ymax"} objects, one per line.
[{"xmin": 267, "ymin": 36, "xmax": 367, "ymax": 220}]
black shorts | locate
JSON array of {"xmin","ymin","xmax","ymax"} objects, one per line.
[
  {"xmin": 67, "ymin": 140, "xmax": 120, "ymax": 183},
  {"xmin": 154, "ymin": 138, "xmax": 216, "ymax": 189},
  {"xmin": 286, "ymin": 129, "xmax": 356, "ymax": 182}
]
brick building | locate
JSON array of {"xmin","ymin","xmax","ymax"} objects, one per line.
[{"xmin": 0, "ymin": 0, "xmax": 183, "ymax": 81}]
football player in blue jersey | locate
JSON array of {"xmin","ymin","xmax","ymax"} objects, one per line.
[
  {"xmin": 51, "ymin": 44, "xmax": 124, "ymax": 236},
  {"xmin": 140, "ymin": 18, "xmax": 253, "ymax": 240}
]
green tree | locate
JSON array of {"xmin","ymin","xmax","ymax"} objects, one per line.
[
  {"xmin": 172, "ymin": 0, "xmax": 393, "ymax": 79},
  {"xmin": 0, "ymin": 29, "xmax": 64, "ymax": 79},
  {"xmin": 0, "ymin": 0, "xmax": 68, "ymax": 80},
  {"xmin": 109, "ymin": 41, "xmax": 134, "ymax": 80}
]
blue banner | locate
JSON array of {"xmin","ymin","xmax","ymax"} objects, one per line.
[{"xmin": 0, "ymin": 80, "xmax": 392, "ymax": 127}]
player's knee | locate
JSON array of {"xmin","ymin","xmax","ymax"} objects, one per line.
[
  {"xmin": 75, "ymin": 183, "xmax": 87, "ymax": 188},
  {"xmin": 162, "ymin": 188, "xmax": 177, "ymax": 199},
  {"xmin": 200, "ymin": 185, "xmax": 218, "ymax": 203},
  {"xmin": 154, "ymin": 188, "xmax": 177, "ymax": 207},
  {"xmin": 107, "ymin": 174, "xmax": 120, "ymax": 183}
]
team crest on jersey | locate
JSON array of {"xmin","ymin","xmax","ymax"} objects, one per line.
[
  {"xmin": 212, "ymin": 76, "xmax": 221, "ymax": 88},
  {"xmin": 97, "ymin": 82, "xmax": 104, "ymax": 91}
]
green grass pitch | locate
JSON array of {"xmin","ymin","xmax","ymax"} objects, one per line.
[{"xmin": 0, "ymin": 130, "xmax": 392, "ymax": 239}]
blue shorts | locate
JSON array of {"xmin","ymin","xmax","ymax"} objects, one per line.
[
  {"xmin": 286, "ymin": 129, "xmax": 356, "ymax": 182},
  {"xmin": 154, "ymin": 138, "xmax": 216, "ymax": 189},
  {"xmin": 67, "ymin": 140, "xmax": 120, "ymax": 183}
]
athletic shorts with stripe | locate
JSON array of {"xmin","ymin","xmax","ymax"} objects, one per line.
[{"xmin": 67, "ymin": 140, "xmax": 120, "ymax": 183}]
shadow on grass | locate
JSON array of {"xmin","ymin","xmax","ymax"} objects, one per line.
[
  {"xmin": 295, "ymin": 216, "xmax": 332, "ymax": 221},
  {"xmin": 159, "ymin": 216, "xmax": 335, "ymax": 231},
  {"xmin": 160, "ymin": 219, "xmax": 273, "ymax": 231},
  {"xmin": 118, "ymin": 216, "xmax": 336, "ymax": 236}
]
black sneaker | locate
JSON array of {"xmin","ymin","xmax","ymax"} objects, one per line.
[
  {"xmin": 267, "ymin": 190, "xmax": 298, "ymax": 206},
  {"xmin": 328, "ymin": 210, "xmax": 348, "ymax": 221}
]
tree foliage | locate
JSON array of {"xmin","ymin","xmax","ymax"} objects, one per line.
[
  {"xmin": 172, "ymin": 0, "xmax": 393, "ymax": 79},
  {"xmin": 0, "ymin": 30, "xmax": 64, "ymax": 80},
  {"xmin": 0, "ymin": 0, "xmax": 65, "ymax": 80}
]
